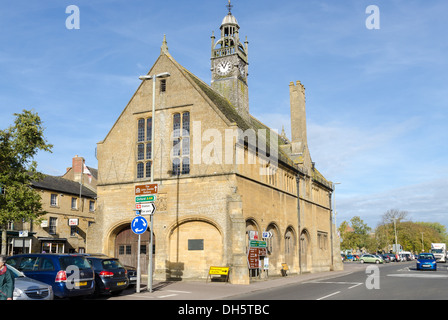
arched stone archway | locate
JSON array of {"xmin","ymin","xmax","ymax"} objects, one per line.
[
  {"xmin": 167, "ymin": 219, "xmax": 223, "ymax": 280},
  {"xmin": 265, "ymin": 223, "xmax": 280, "ymax": 273},
  {"xmin": 284, "ymin": 226, "xmax": 297, "ymax": 271},
  {"xmin": 300, "ymin": 229, "xmax": 311, "ymax": 273},
  {"xmin": 245, "ymin": 218, "xmax": 260, "ymax": 247},
  {"xmin": 111, "ymin": 222, "xmax": 154, "ymax": 275}
]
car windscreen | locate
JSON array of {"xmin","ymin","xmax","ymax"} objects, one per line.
[
  {"xmin": 6, "ymin": 265, "xmax": 26, "ymax": 278},
  {"xmin": 59, "ymin": 256, "xmax": 92, "ymax": 270},
  {"xmin": 419, "ymin": 254, "xmax": 435, "ymax": 260},
  {"xmin": 102, "ymin": 259, "xmax": 124, "ymax": 270}
]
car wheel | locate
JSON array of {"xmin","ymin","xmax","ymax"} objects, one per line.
[
  {"xmin": 375, "ymin": 260, "xmax": 379, "ymax": 264},
  {"xmin": 360, "ymin": 259, "xmax": 364, "ymax": 263}
]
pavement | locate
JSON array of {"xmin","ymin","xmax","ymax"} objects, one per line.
[{"xmin": 108, "ymin": 262, "xmax": 366, "ymax": 300}]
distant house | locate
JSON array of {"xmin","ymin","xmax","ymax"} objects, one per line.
[{"xmin": 5, "ymin": 155, "xmax": 97, "ymax": 255}]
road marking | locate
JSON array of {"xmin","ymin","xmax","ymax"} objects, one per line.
[
  {"xmin": 316, "ymin": 291, "xmax": 340, "ymax": 300},
  {"xmin": 158, "ymin": 294, "xmax": 178, "ymax": 298},
  {"xmin": 388, "ymin": 273, "xmax": 448, "ymax": 279},
  {"xmin": 305, "ymin": 281, "xmax": 361, "ymax": 285},
  {"xmin": 397, "ymin": 267, "xmax": 411, "ymax": 272},
  {"xmin": 166, "ymin": 290, "xmax": 192, "ymax": 294},
  {"xmin": 348, "ymin": 283, "xmax": 363, "ymax": 289}
]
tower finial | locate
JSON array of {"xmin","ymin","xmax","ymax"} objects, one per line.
[
  {"xmin": 226, "ymin": 0, "xmax": 233, "ymax": 15},
  {"xmin": 161, "ymin": 34, "xmax": 169, "ymax": 54}
]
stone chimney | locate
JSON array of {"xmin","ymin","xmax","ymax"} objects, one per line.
[
  {"xmin": 72, "ymin": 155, "xmax": 85, "ymax": 183},
  {"xmin": 289, "ymin": 81, "xmax": 307, "ymax": 155}
]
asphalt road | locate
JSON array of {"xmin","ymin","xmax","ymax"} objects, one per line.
[{"xmin": 224, "ymin": 261, "xmax": 448, "ymax": 300}]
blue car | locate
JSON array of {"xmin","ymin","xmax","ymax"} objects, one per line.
[
  {"xmin": 6, "ymin": 254, "xmax": 95, "ymax": 298},
  {"xmin": 416, "ymin": 253, "xmax": 437, "ymax": 271}
]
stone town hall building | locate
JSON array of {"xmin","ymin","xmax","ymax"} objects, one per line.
[{"xmin": 87, "ymin": 4, "xmax": 343, "ymax": 284}]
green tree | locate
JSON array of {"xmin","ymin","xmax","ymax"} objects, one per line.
[
  {"xmin": 0, "ymin": 110, "xmax": 53, "ymax": 254},
  {"xmin": 375, "ymin": 212, "xmax": 446, "ymax": 253},
  {"xmin": 339, "ymin": 216, "xmax": 371, "ymax": 251}
]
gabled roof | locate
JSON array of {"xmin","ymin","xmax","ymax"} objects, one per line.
[
  {"xmin": 32, "ymin": 175, "xmax": 96, "ymax": 199},
  {"xmin": 178, "ymin": 57, "xmax": 332, "ymax": 188},
  {"xmin": 179, "ymin": 60, "xmax": 296, "ymax": 169}
]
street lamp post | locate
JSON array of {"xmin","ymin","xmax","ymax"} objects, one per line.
[
  {"xmin": 332, "ymin": 183, "xmax": 341, "ymax": 229},
  {"xmin": 139, "ymin": 72, "xmax": 170, "ymax": 293},
  {"xmin": 393, "ymin": 218, "xmax": 399, "ymax": 255},
  {"xmin": 331, "ymin": 182, "xmax": 341, "ymax": 268}
]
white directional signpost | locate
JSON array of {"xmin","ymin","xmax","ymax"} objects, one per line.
[
  {"xmin": 136, "ymin": 202, "xmax": 156, "ymax": 216},
  {"xmin": 134, "ymin": 183, "xmax": 158, "ymax": 293}
]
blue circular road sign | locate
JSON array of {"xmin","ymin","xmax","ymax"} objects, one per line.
[{"xmin": 131, "ymin": 216, "xmax": 148, "ymax": 235}]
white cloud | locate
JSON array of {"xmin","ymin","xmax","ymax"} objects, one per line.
[{"xmin": 337, "ymin": 178, "xmax": 448, "ymax": 228}]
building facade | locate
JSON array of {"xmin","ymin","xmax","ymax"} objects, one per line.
[
  {"xmin": 4, "ymin": 156, "xmax": 97, "ymax": 255},
  {"xmin": 88, "ymin": 5, "xmax": 342, "ymax": 284}
]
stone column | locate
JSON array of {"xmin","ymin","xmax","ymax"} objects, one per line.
[{"xmin": 227, "ymin": 194, "xmax": 249, "ymax": 284}]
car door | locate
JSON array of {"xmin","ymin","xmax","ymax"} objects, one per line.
[{"xmin": 36, "ymin": 257, "xmax": 57, "ymax": 286}]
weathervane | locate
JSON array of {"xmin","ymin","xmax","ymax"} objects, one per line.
[{"xmin": 226, "ymin": 0, "xmax": 233, "ymax": 14}]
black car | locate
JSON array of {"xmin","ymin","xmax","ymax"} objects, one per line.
[
  {"xmin": 85, "ymin": 255, "xmax": 129, "ymax": 296},
  {"xmin": 124, "ymin": 265, "xmax": 137, "ymax": 286}
]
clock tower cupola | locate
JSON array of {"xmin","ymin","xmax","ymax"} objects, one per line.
[{"xmin": 211, "ymin": 1, "xmax": 249, "ymax": 119}]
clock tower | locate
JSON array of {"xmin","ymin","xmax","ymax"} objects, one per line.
[{"xmin": 211, "ymin": 1, "xmax": 249, "ymax": 119}]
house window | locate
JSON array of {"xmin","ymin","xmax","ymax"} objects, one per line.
[
  {"xmin": 136, "ymin": 118, "xmax": 153, "ymax": 179},
  {"xmin": 70, "ymin": 226, "xmax": 78, "ymax": 237},
  {"xmin": 160, "ymin": 79, "xmax": 167, "ymax": 92},
  {"xmin": 138, "ymin": 119, "xmax": 145, "ymax": 142},
  {"xmin": 182, "ymin": 157, "xmax": 190, "ymax": 175},
  {"xmin": 89, "ymin": 200, "xmax": 95, "ymax": 212},
  {"xmin": 146, "ymin": 117, "xmax": 152, "ymax": 141},
  {"xmin": 137, "ymin": 162, "xmax": 144, "ymax": 179},
  {"xmin": 71, "ymin": 197, "xmax": 77, "ymax": 210},
  {"xmin": 137, "ymin": 144, "xmax": 145, "ymax": 161},
  {"xmin": 172, "ymin": 112, "xmax": 190, "ymax": 176},
  {"xmin": 50, "ymin": 194, "xmax": 58, "ymax": 207},
  {"xmin": 49, "ymin": 217, "xmax": 57, "ymax": 235},
  {"xmin": 145, "ymin": 162, "xmax": 151, "ymax": 178}
]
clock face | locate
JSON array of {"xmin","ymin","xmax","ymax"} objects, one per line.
[{"xmin": 217, "ymin": 60, "xmax": 232, "ymax": 76}]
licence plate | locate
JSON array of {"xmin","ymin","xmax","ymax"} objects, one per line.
[
  {"xmin": 130, "ymin": 277, "xmax": 137, "ymax": 281},
  {"xmin": 77, "ymin": 281, "xmax": 88, "ymax": 286},
  {"xmin": 423, "ymin": 265, "xmax": 431, "ymax": 268},
  {"xmin": 117, "ymin": 281, "xmax": 126, "ymax": 286}
]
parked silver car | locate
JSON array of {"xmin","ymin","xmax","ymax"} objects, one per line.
[{"xmin": 9, "ymin": 265, "xmax": 54, "ymax": 300}]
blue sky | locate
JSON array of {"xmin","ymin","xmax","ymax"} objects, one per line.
[{"xmin": 1, "ymin": 0, "xmax": 447, "ymax": 229}]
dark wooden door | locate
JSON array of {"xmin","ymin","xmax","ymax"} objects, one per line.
[{"xmin": 115, "ymin": 226, "xmax": 153, "ymax": 275}]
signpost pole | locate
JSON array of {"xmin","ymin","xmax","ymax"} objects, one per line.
[
  {"xmin": 148, "ymin": 76, "xmax": 156, "ymax": 293},
  {"xmin": 131, "ymin": 214, "xmax": 147, "ymax": 293},
  {"xmin": 148, "ymin": 214, "xmax": 154, "ymax": 293},
  {"xmin": 134, "ymin": 183, "xmax": 158, "ymax": 293},
  {"xmin": 136, "ymin": 234, "xmax": 141, "ymax": 293}
]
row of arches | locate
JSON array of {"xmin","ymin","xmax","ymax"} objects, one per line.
[
  {"xmin": 105, "ymin": 217, "xmax": 313, "ymax": 279},
  {"xmin": 246, "ymin": 218, "xmax": 311, "ymax": 274}
]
